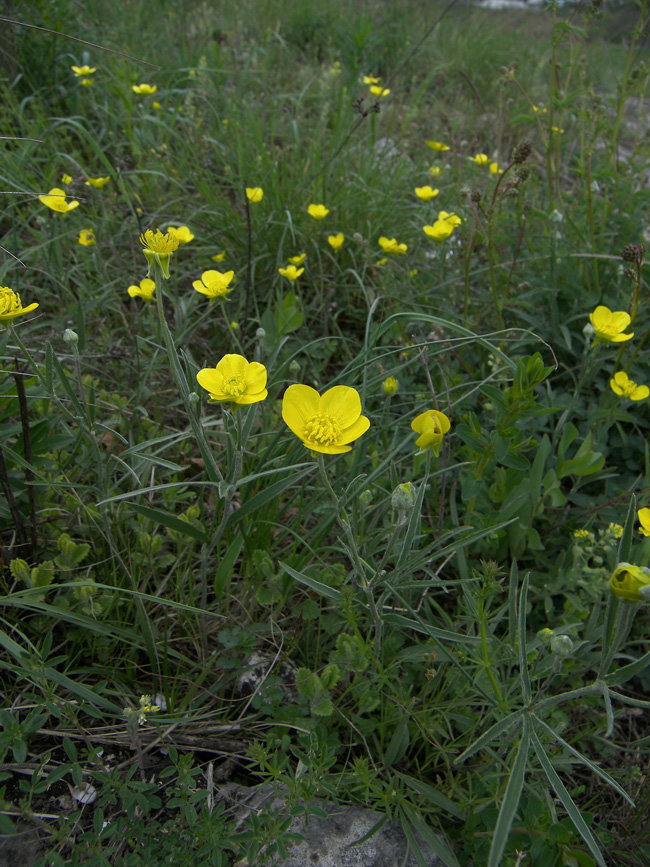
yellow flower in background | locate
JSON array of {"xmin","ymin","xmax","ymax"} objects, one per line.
[
  {"xmin": 71, "ymin": 65, "xmax": 96, "ymax": 77},
  {"xmin": 85, "ymin": 176, "xmax": 110, "ymax": 188},
  {"xmin": 438, "ymin": 210, "xmax": 462, "ymax": 227},
  {"xmin": 167, "ymin": 225, "xmax": 194, "ymax": 244},
  {"xmin": 246, "ymin": 187, "xmax": 263, "ymax": 203},
  {"xmin": 61, "ymin": 173, "xmax": 73, "ymax": 185},
  {"xmin": 411, "ymin": 409, "xmax": 451, "ymax": 456},
  {"xmin": 328, "ymin": 233, "xmax": 344, "ymax": 250},
  {"xmin": 423, "ymin": 221, "xmax": 454, "ymax": 243},
  {"xmin": 415, "ymin": 185, "xmax": 439, "ymax": 201},
  {"xmin": 282, "ymin": 384, "xmax": 370, "ymax": 455},
  {"xmin": 308, "ymin": 204, "xmax": 329, "ymax": 220},
  {"xmin": 192, "ymin": 269, "xmax": 235, "ymax": 301},
  {"xmin": 81, "ymin": 78, "xmax": 94, "ymax": 87},
  {"xmin": 78, "ymin": 229, "xmax": 95, "ymax": 246},
  {"xmin": 127, "ymin": 278, "xmax": 156, "ymax": 302},
  {"xmin": 427, "ymin": 166, "xmax": 441, "ymax": 176},
  {"xmin": 153, "ymin": 101, "xmax": 161, "ymax": 109},
  {"xmin": 589, "ymin": 306, "xmax": 633, "ymax": 343},
  {"xmin": 471, "ymin": 154, "xmax": 489, "ymax": 166},
  {"xmin": 489, "ymin": 162, "xmax": 503, "ymax": 175},
  {"xmin": 139, "ymin": 229, "xmax": 179, "ymax": 279},
  {"xmin": 363, "ymin": 74, "xmax": 381, "ymax": 85},
  {"xmin": 133, "ymin": 83, "xmax": 157, "ymax": 94},
  {"xmin": 608, "ymin": 523, "xmax": 624, "ymax": 539},
  {"xmin": 39, "ymin": 188, "xmax": 80, "ymax": 214},
  {"xmin": 426, "ymin": 141, "xmax": 449, "ymax": 152},
  {"xmin": 212, "ymin": 251, "xmax": 226, "ymax": 262},
  {"xmin": 410, "ymin": 269, "xmax": 418, "ymax": 277},
  {"xmin": 638, "ymin": 509, "xmax": 650, "ymax": 537},
  {"xmin": 279, "ymin": 265, "xmax": 304, "ymax": 282},
  {"xmin": 382, "ymin": 377, "xmax": 398, "ymax": 396},
  {"xmin": 551, "ymin": 126, "xmax": 565, "ymax": 134},
  {"xmin": 610, "ymin": 371, "xmax": 649, "ymax": 401},
  {"xmin": 0, "ymin": 286, "xmax": 38, "ymax": 322},
  {"xmin": 370, "ymin": 85, "xmax": 390, "ymax": 97},
  {"xmin": 533, "ymin": 104, "xmax": 547, "ymax": 114},
  {"xmin": 376, "ymin": 258, "xmax": 387, "ymax": 266},
  {"xmin": 288, "ymin": 253, "xmax": 307, "ymax": 266},
  {"xmin": 379, "ymin": 237, "xmax": 407, "ymax": 255},
  {"xmin": 197, "ymin": 354, "xmax": 268, "ymax": 406},
  {"xmin": 609, "ymin": 563, "xmax": 650, "ymax": 603}
]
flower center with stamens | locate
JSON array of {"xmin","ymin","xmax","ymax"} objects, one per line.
[
  {"xmin": 304, "ymin": 412, "xmax": 341, "ymax": 446},
  {"xmin": 223, "ymin": 375, "xmax": 246, "ymax": 397},
  {"xmin": 0, "ymin": 287, "xmax": 20, "ymax": 316}
]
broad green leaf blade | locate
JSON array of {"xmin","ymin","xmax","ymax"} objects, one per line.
[
  {"xmin": 488, "ymin": 714, "xmax": 530, "ymax": 867},
  {"xmin": 518, "ymin": 573, "xmax": 531, "ymax": 703},
  {"xmin": 531, "ymin": 727, "xmax": 606, "ymax": 867},
  {"xmin": 618, "ymin": 493, "xmax": 637, "ymax": 564},
  {"xmin": 605, "ymin": 647, "xmax": 650, "ymax": 687},
  {"xmin": 508, "ymin": 559, "xmax": 519, "ymax": 651},
  {"xmin": 531, "ymin": 715, "xmax": 634, "ymax": 806},
  {"xmin": 395, "ymin": 773, "xmax": 465, "ymax": 820},
  {"xmin": 129, "ymin": 503, "xmax": 208, "ymax": 543},
  {"xmin": 455, "ymin": 709, "xmax": 525, "ymax": 765},
  {"xmin": 400, "ymin": 803, "xmax": 461, "ymax": 867},
  {"xmin": 279, "ymin": 561, "xmax": 343, "ymax": 602}
]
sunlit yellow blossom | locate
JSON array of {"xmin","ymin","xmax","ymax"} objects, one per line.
[
  {"xmin": 282, "ymin": 384, "xmax": 370, "ymax": 455},
  {"xmin": 411, "ymin": 409, "xmax": 451, "ymax": 457},
  {"xmin": 230, "ymin": 321, "xmax": 239, "ymax": 331},
  {"xmin": 638, "ymin": 509, "xmax": 650, "ymax": 537},
  {"xmin": 370, "ymin": 85, "xmax": 390, "ymax": 97},
  {"xmin": 139, "ymin": 229, "xmax": 180, "ymax": 279},
  {"xmin": 61, "ymin": 173, "xmax": 73, "ymax": 186},
  {"xmin": 426, "ymin": 141, "xmax": 450, "ymax": 152},
  {"xmin": 71, "ymin": 65, "xmax": 96, "ymax": 77},
  {"xmin": 288, "ymin": 253, "xmax": 307, "ymax": 266},
  {"xmin": 379, "ymin": 237, "xmax": 407, "ymax": 255},
  {"xmin": 78, "ymin": 229, "xmax": 95, "ymax": 246},
  {"xmin": 414, "ymin": 185, "xmax": 439, "ymax": 201},
  {"xmin": 438, "ymin": 211, "xmax": 462, "ymax": 227},
  {"xmin": 610, "ymin": 563, "xmax": 650, "ymax": 603},
  {"xmin": 197, "ymin": 354, "xmax": 267, "ymax": 406},
  {"xmin": 308, "ymin": 204, "xmax": 329, "ymax": 220},
  {"xmin": 81, "ymin": 78, "xmax": 94, "ymax": 87},
  {"xmin": 328, "ymin": 233, "xmax": 344, "ymax": 250},
  {"xmin": 133, "ymin": 83, "xmax": 157, "ymax": 94},
  {"xmin": 212, "ymin": 251, "xmax": 226, "ymax": 262},
  {"xmin": 85, "ymin": 176, "xmax": 110, "ymax": 188},
  {"xmin": 382, "ymin": 377, "xmax": 398, "ymax": 396},
  {"xmin": 127, "ymin": 278, "xmax": 156, "ymax": 302},
  {"xmin": 589, "ymin": 306, "xmax": 633, "ymax": 343},
  {"xmin": 427, "ymin": 166, "xmax": 441, "ymax": 176},
  {"xmin": 39, "ymin": 188, "xmax": 80, "ymax": 214},
  {"xmin": 137, "ymin": 694, "xmax": 160, "ymax": 725},
  {"xmin": 246, "ymin": 187, "xmax": 263, "ymax": 203},
  {"xmin": 0, "ymin": 286, "xmax": 38, "ymax": 322},
  {"xmin": 471, "ymin": 154, "xmax": 489, "ymax": 166},
  {"xmin": 167, "ymin": 226, "xmax": 194, "ymax": 244},
  {"xmin": 423, "ymin": 221, "xmax": 454, "ymax": 243},
  {"xmin": 489, "ymin": 162, "xmax": 503, "ymax": 175},
  {"xmin": 610, "ymin": 371, "xmax": 649, "ymax": 401},
  {"xmin": 192, "ymin": 269, "xmax": 234, "ymax": 301},
  {"xmin": 279, "ymin": 265, "xmax": 304, "ymax": 282},
  {"xmin": 363, "ymin": 74, "xmax": 381, "ymax": 85}
]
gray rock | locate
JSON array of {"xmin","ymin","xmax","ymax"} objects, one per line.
[{"xmin": 221, "ymin": 783, "xmax": 446, "ymax": 866}]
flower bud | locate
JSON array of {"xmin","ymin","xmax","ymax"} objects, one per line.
[
  {"xmin": 255, "ymin": 327, "xmax": 266, "ymax": 340},
  {"xmin": 550, "ymin": 635, "xmax": 574, "ymax": 658},
  {"xmin": 609, "ymin": 563, "xmax": 650, "ymax": 603},
  {"xmin": 63, "ymin": 328, "xmax": 79, "ymax": 345},
  {"xmin": 188, "ymin": 391, "xmax": 199, "ymax": 404},
  {"xmin": 382, "ymin": 376, "xmax": 398, "ymax": 396},
  {"xmin": 549, "ymin": 209, "xmax": 564, "ymax": 223},
  {"xmin": 537, "ymin": 627, "xmax": 554, "ymax": 645},
  {"xmin": 289, "ymin": 360, "xmax": 300, "ymax": 375},
  {"xmin": 359, "ymin": 489, "xmax": 373, "ymax": 508},
  {"xmin": 391, "ymin": 482, "xmax": 416, "ymax": 525}
]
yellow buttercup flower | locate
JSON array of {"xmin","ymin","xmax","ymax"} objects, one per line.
[
  {"xmin": 610, "ymin": 371, "xmax": 649, "ymax": 401},
  {"xmin": 197, "ymin": 354, "xmax": 268, "ymax": 406},
  {"xmin": 0, "ymin": 286, "xmax": 39, "ymax": 322},
  {"xmin": 308, "ymin": 204, "xmax": 329, "ymax": 220},
  {"xmin": 139, "ymin": 229, "xmax": 180, "ymax": 279},
  {"xmin": 328, "ymin": 233, "xmax": 344, "ymax": 250},
  {"xmin": 378, "ymin": 237, "xmax": 407, "ymax": 255},
  {"xmin": 376, "ymin": 258, "xmax": 387, "ymax": 266},
  {"xmin": 282, "ymin": 384, "xmax": 370, "ymax": 455},
  {"xmin": 85, "ymin": 176, "xmax": 110, "ymax": 188},
  {"xmin": 212, "ymin": 251, "xmax": 226, "ymax": 262},
  {"xmin": 246, "ymin": 187, "xmax": 263, "ymax": 203},
  {"xmin": 370, "ymin": 85, "xmax": 390, "ymax": 97},
  {"xmin": 192, "ymin": 269, "xmax": 234, "ymax": 301},
  {"xmin": 426, "ymin": 141, "xmax": 449, "ymax": 152},
  {"xmin": 39, "ymin": 188, "xmax": 79, "ymax": 214},
  {"xmin": 589, "ymin": 306, "xmax": 633, "ymax": 343},
  {"xmin": 279, "ymin": 265, "xmax": 304, "ymax": 282},
  {"xmin": 638, "ymin": 508, "xmax": 650, "ymax": 537},
  {"xmin": 363, "ymin": 74, "xmax": 381, "ymax": 85},
  {"xmin": 415, "ymin": 185, "xmax": 439, "ymax": 201},
  {"xmin": 471, "ymin": 154, "xmax": 489, "ymax": 166},
  {"xmin": 81, "ymin": 78, "xmax": 94, "ymax": 87},
  {"xmin": 411, "ymin": 409, "xmax": 451, "ymax": 456},
  {"xmin": 61, "ymin": 173, "xmax": 73, "ymax": 186},
  {"xmin": 288, "ymin": 253, "xmax": 307, "ymax": 266},
  {"xmin": 427, "ymin": 166, "xmax": 441, "ymax": 176},
  {"xmin": 133, "ymin": 83, "xmax": 157, "ymax": 94},
  {"xmin": 533, "ymin": 104, "xmax": 547, "ymax": 114},
  {"xmin": 609, "ymin": 563, "xmax": 650, "ymax": 603},
  {"xmin": 78, "ymin": 229, "xmax": 95, "ymax": 246},
  {"xmin": 167, "ymin": 226, "xmax": 194, "ymax": 244},
  {"xmin": 551, "ymin": 126, "xmax": 565, "ymax": 134},
  {"xmin": 382, "ymin": 377, "xmax": 398, "ymax": 396},
  {"xmin": 438, "ymin": 211, "xmax": 462, "ymax": 227},
  {"xmin": 423, "ymin": 221, "xmax": 454, "ymax": 243},
  {"xmin": 489, "ymin": 162, "xmax": 503, "ymax": 175},
  {"xmin": 127, "ymin": 278, "xmax": 156, "ymax": 302},
  {"xmin": 71, "ymin": 65, "xmax": 96, "ymax": 77}
]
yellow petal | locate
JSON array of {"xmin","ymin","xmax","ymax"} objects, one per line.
[
  {"xmin": 320, "ymin": 385, "xmax": 362, "ymax": 429},
  {"xmin": 282, "ymin": 384, "xmax": 320, "ymax": 436}
]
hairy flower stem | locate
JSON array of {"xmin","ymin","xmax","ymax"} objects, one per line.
[{"xmin": 317, "ymin": 454, "xmax": 383, "ymax": 653}]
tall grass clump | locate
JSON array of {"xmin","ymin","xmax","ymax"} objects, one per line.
[{"xmin": 1, "ymin": 0, "xmax": 650, "ymax": 865}]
